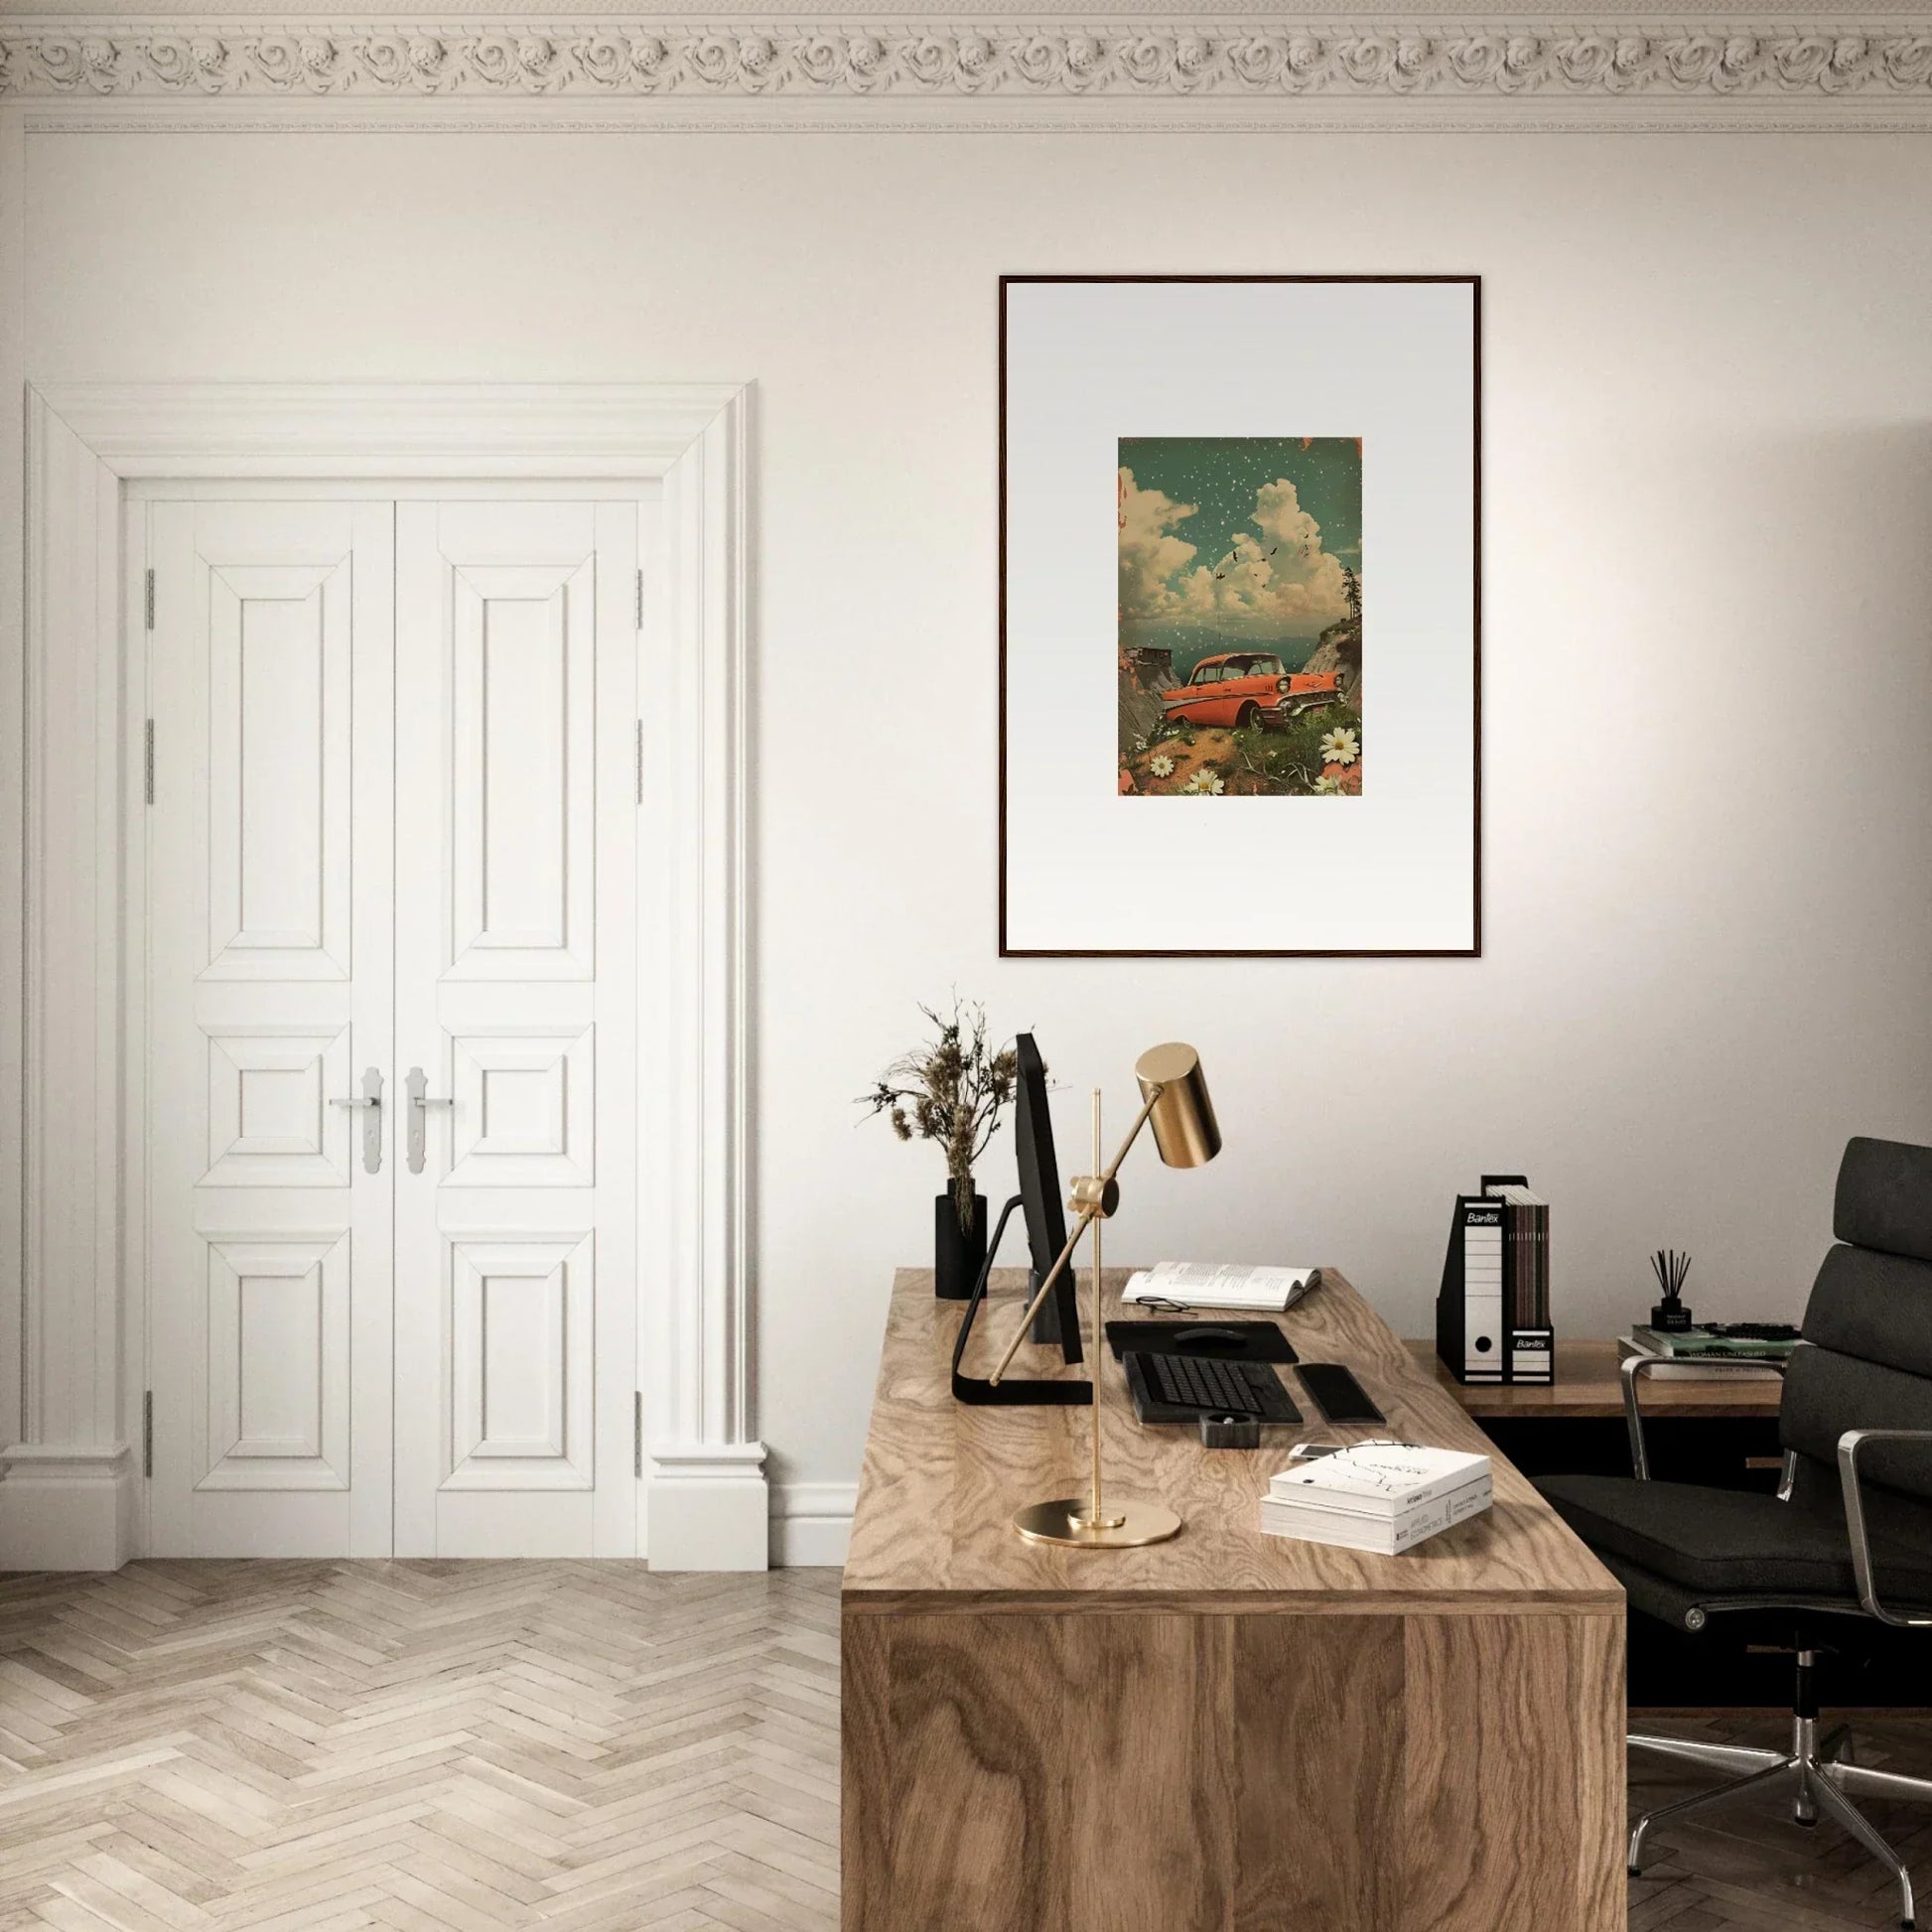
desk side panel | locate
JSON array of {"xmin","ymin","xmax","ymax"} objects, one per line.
[
  {"xmin": 840, "ymin": 1612, "xmax": 891, "ymax": 1930},
  {"xmin": 1403, "ymin": 1610, "xmax": 1625, "ymax": 1932},
  {"xmin": 1234, "ymin": 1612, "xmax": 1406, "ymax": 1929},
  {"xmin": 842, "ymin": 1604, "xmax": 1623, "ymax": 1932}
]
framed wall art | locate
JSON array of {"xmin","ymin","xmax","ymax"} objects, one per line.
[{"xmin": 999, "ymin": 274, "xmax": 1480, "ymax": 957}]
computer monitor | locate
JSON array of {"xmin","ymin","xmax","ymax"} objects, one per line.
[
  {"xmin": 948, "ymin": 1032, "xmax": 1090, "ymax": 1405},
  {"xmin": 1013, "ymin": 1034, "xmax": 1082, "ymax": 1363}
]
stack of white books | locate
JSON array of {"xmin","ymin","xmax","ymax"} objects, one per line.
[
  {"xmin": 1260, "ymin": 1443, "xmax": 1493, "ymax": 1555},
  {"xmin": 1122, "ymin": 1261, "xmax": 1318, "ymax": 1312}
]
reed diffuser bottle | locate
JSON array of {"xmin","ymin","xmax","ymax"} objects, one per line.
[{"xmin": 1650, "ymin": 1249, "xmax": 1694, "ymax": 1332}]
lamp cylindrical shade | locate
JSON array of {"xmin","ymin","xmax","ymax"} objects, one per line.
[{"xmin": 1134, "ymin": 1042, "xmax": 1221, "ymax": 1169}]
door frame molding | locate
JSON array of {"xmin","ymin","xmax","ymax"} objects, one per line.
[{"xmin": 7, "ymin": 382, "xmax": 764, "ymax": 1571}]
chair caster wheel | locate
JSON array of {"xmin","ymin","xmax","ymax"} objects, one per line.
[
  {"xmin": 1796, "ymin": 1816, "xmax": 1818, "ymax": 1829},
  {"xmin": 1628, "ymin": 1868, "xmax": 1641, "ymax": 1878}
]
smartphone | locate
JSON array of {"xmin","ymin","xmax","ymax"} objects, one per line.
[{"xmin": 1297, "ymin": 1362, "xmax": 1386, "ymax": 1426}]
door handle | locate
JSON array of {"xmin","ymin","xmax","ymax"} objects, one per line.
[
  {"xmin": 330, "ymin": 1066, "xmax": 384, "ymax": 1174},
  {"xmin": 405, "ymin": 1066, "xmax": 454, "ymax": 1175}
]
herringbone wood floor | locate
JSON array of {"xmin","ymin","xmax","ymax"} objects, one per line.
[
  {"xmin": 0, "ymin": 1563, "xmax": 1926, "ymax": 1930},
  {"xmin": 0, "ymin": 1563, "xmax": 841, "ymax": 1931}
]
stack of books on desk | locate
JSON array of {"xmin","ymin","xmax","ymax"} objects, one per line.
[
  {"xmin": 1259, "ymin": 1444, "xmax": 1492, "ymax": 1556},
  {"xmin": 1617, "ymin": 1325, "xmax": 1794, "ymax": 1382}
]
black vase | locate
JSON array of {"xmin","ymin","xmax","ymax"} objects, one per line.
[{"xmin": 934, "ymin": 1188, "xmax": 989, "ymax": 1300}]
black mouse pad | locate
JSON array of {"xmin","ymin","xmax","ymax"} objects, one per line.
[{"xmin": 1104, "ymin": 1319, "xmax": 1298, "ymax": 1365}]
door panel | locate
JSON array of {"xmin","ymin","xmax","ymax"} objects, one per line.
[
  {"xmin": 393, "ymin": 500, "xmax": 637, "ymax": 1557},
  {"xmin": 204, "ymin": 564, "xmax": 352, "ymax": 978},
  {"xmin": 201, "ymin": 1234, "xmax": 350, "ymax": 1490},
  {"xmin": 446, "ymin": 1231, "xmax": 594, "ymax": 1488},
  {"xmin": 147, "ymin": 501, "xmax": 395, "ymax": 1557},
  {"xmin": 449, "ymin": 562, "xmax": 596, "ymax": 979}
]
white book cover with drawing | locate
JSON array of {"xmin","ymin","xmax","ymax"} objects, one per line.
[{"xmin": 1268, "ymin": 1443, "xmax": 1490, "ymax": 1518}]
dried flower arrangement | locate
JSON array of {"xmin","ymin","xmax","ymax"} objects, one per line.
[{"xmin": 861, "ymin": 999, "xmax": 1020, "ymax": 1234}]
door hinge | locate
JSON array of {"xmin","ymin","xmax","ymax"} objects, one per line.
[
  {"xmin": 633, "ymin": 1392, "xmax": 643, "ymax": 1478},
  {"xmin": 144, "ymin": 720, "xmax": 155, "ymax": 805},
  {"xmin": 144, "ymin": 568, "xmax": 156, "ymax": 631},
  {"xmin": 634, "ymin": 567, "xmax": 644, "ymax": 631},
  {"xmin": 634, "ymin": 720, "xmax": 644, "ymax": 806},
  {"xmin": 142, "ymin": 1391, "xmax": 154, "ymax": 1478}
]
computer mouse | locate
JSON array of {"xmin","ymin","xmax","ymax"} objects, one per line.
[{"xmin": 1173, "ymin": 1325, "xmax": 1247, "ymax": 1350}]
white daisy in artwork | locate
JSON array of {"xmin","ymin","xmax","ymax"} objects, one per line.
[
  {"xmin": 1181, "ymin": 770, "xmax": 1225, "ymax": 795},
  {"xmin": 1318, "ymin": 727, "xmax": 1360, "ymax": 767},
  {"xmin": 1311, "ymin": 774, "xmax": 1344, "ymax": 794},
  {"xmin": 1148, "ymin": 755, "xmax": 1175, "ymax": 778}
]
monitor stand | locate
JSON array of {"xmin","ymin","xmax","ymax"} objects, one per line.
[
  {"xmin": 951, "ymin": 1196, "xmax": 1092, "ymax": 1407},
  {"xmin": 1030, "ymin": 1272, "xmax": 1069, "ymax": 1347}
]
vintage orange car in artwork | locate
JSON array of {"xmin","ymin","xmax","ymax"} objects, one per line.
[{"xmin": 1159, "ymin": 652, "xmax": 1344, "ymax": 732}]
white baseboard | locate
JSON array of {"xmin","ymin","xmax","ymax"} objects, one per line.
[
  {"xmin": 771, "ymin": 1481, "xmax": 855, "ymax": 1568},
  {"xmin": 645, "ymin": 1443, "xmax": 770, "ymax": 1571},
  {"xmin": 0, "ymin": 1444, "xmax": 136, "ymax": 1571}
]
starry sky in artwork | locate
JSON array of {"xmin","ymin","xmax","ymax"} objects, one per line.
[
  {"xmin": 1117, "ymin": 436, "xmax": 1361, "ymax": 672},
  {"xmin": 1123, "ymin": 436, "xmax": 1361, "ymax": 571}
]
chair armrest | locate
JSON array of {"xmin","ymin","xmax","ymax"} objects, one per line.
[
  {"xmin": 1621, "ymin": 1351, "xmax": 1789, "ymax": 1481},
  {"xmin": 1837, "ymin": 1429, "xmax": 1932, "ymax": 1627}
]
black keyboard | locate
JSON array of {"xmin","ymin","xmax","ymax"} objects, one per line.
[{"xmin": 1126, "ymin": 1351, "xmax": 1302, "ymax": 1425}]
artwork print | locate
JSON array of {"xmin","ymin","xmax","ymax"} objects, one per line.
[{"xmin": 1118, "ymin": 436, "xmax": 1362, "ymax": 798}]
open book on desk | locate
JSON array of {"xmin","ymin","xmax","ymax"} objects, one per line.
[{"xmin": 1122, "ymin": 1261, "xmax": 1319, "ymax": 1313}]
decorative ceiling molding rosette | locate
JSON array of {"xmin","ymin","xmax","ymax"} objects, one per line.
[{"xmin": 4, "ymin": 17, "xmax": 1932, "ymax": 116}]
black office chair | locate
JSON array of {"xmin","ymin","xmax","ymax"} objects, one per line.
[{"xmin": 1538, "ymin": 1136, "xmax": 1932, "ymax": 1931}]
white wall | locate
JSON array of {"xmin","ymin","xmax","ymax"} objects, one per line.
[{"xmin": 21, "ymin": 127, "xmax": 1932, "ymax": 1537}]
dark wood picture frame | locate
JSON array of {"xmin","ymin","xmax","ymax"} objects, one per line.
[{"xmin": 997, "ymin": 273, "xmax": 1482, "ymax": 959}]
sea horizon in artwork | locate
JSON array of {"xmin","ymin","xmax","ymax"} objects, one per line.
[{"xmin": 1118, "ymin": 435, "xmax": 1362, "ymax": 799}]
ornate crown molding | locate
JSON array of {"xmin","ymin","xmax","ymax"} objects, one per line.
[{"xmin": 4, "ymin": 16, "xmax": 1932, "ymax": 112}]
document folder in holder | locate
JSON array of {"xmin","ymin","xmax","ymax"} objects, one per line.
[{"xmin": 1437, "ymin": 1173, "xmax": 1553, "ymax": 1386}]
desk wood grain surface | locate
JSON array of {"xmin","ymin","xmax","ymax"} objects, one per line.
[{"xmin": 843, "ymin": 1268, "xmax": 1619, "ymax": 1613}]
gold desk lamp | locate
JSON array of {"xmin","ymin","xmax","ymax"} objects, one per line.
[{"xmin": 987, "ymin": 1041, "xmax": 1221, "ymax": 1549}]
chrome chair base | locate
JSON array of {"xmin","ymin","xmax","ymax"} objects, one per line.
[{"xmin": 1630, "ymin": 1711, "xmax": 1932, "ymax": 1930}]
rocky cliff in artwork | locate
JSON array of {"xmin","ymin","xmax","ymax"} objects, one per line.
[{"xmin": 1300, "ymin": 617, "xmax": 1361, "ymax": 711}]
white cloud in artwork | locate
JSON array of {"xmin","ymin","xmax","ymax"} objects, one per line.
[
  {"xmin": 1119, "ymin": 468, "xmax": 1347, "ymax": 638},
  {"xmin": 1117, "ymin": 469, "xmax": 1200, "ymax": 621}
]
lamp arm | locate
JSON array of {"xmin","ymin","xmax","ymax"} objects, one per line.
[
  {"xmin": 1096, "ymin": 1086, "xmax": 1165, "ymax": 1189},
  {"xmin": 986, "ymin": 1085, "xmax": 1165, "ymax": 1387},
  {"xmin": 986, "ymin": 1207, "xmax": 1097, "ymax": 1388}
]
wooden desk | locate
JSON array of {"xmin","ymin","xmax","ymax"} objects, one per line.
[
  {"xmin": 1408, "ymin": 1336, "xmax": 1784, "ymax": 1420},
  {"xmin": 843, "ymin": 1269, "xmax": 1625, "ymax": 1932}
]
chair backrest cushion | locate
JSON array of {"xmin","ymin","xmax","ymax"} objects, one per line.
[
  {"xmin": 1782, "ymin": 1139, "xmax": 1932, "ymax": 1506},
  {"xmin": 1836, "ymin": 1136, "xmax": 1932, "ymax": 1263}
]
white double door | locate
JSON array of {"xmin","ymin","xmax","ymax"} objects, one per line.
[{"xmin": 145, "ymin": 493, "xmax": 640, "ymax": 1557}]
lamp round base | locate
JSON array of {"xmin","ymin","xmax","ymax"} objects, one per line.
[{"xmin": 1012, "ymin": 1496, "xmax": 1182, "ymax": 1548}]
